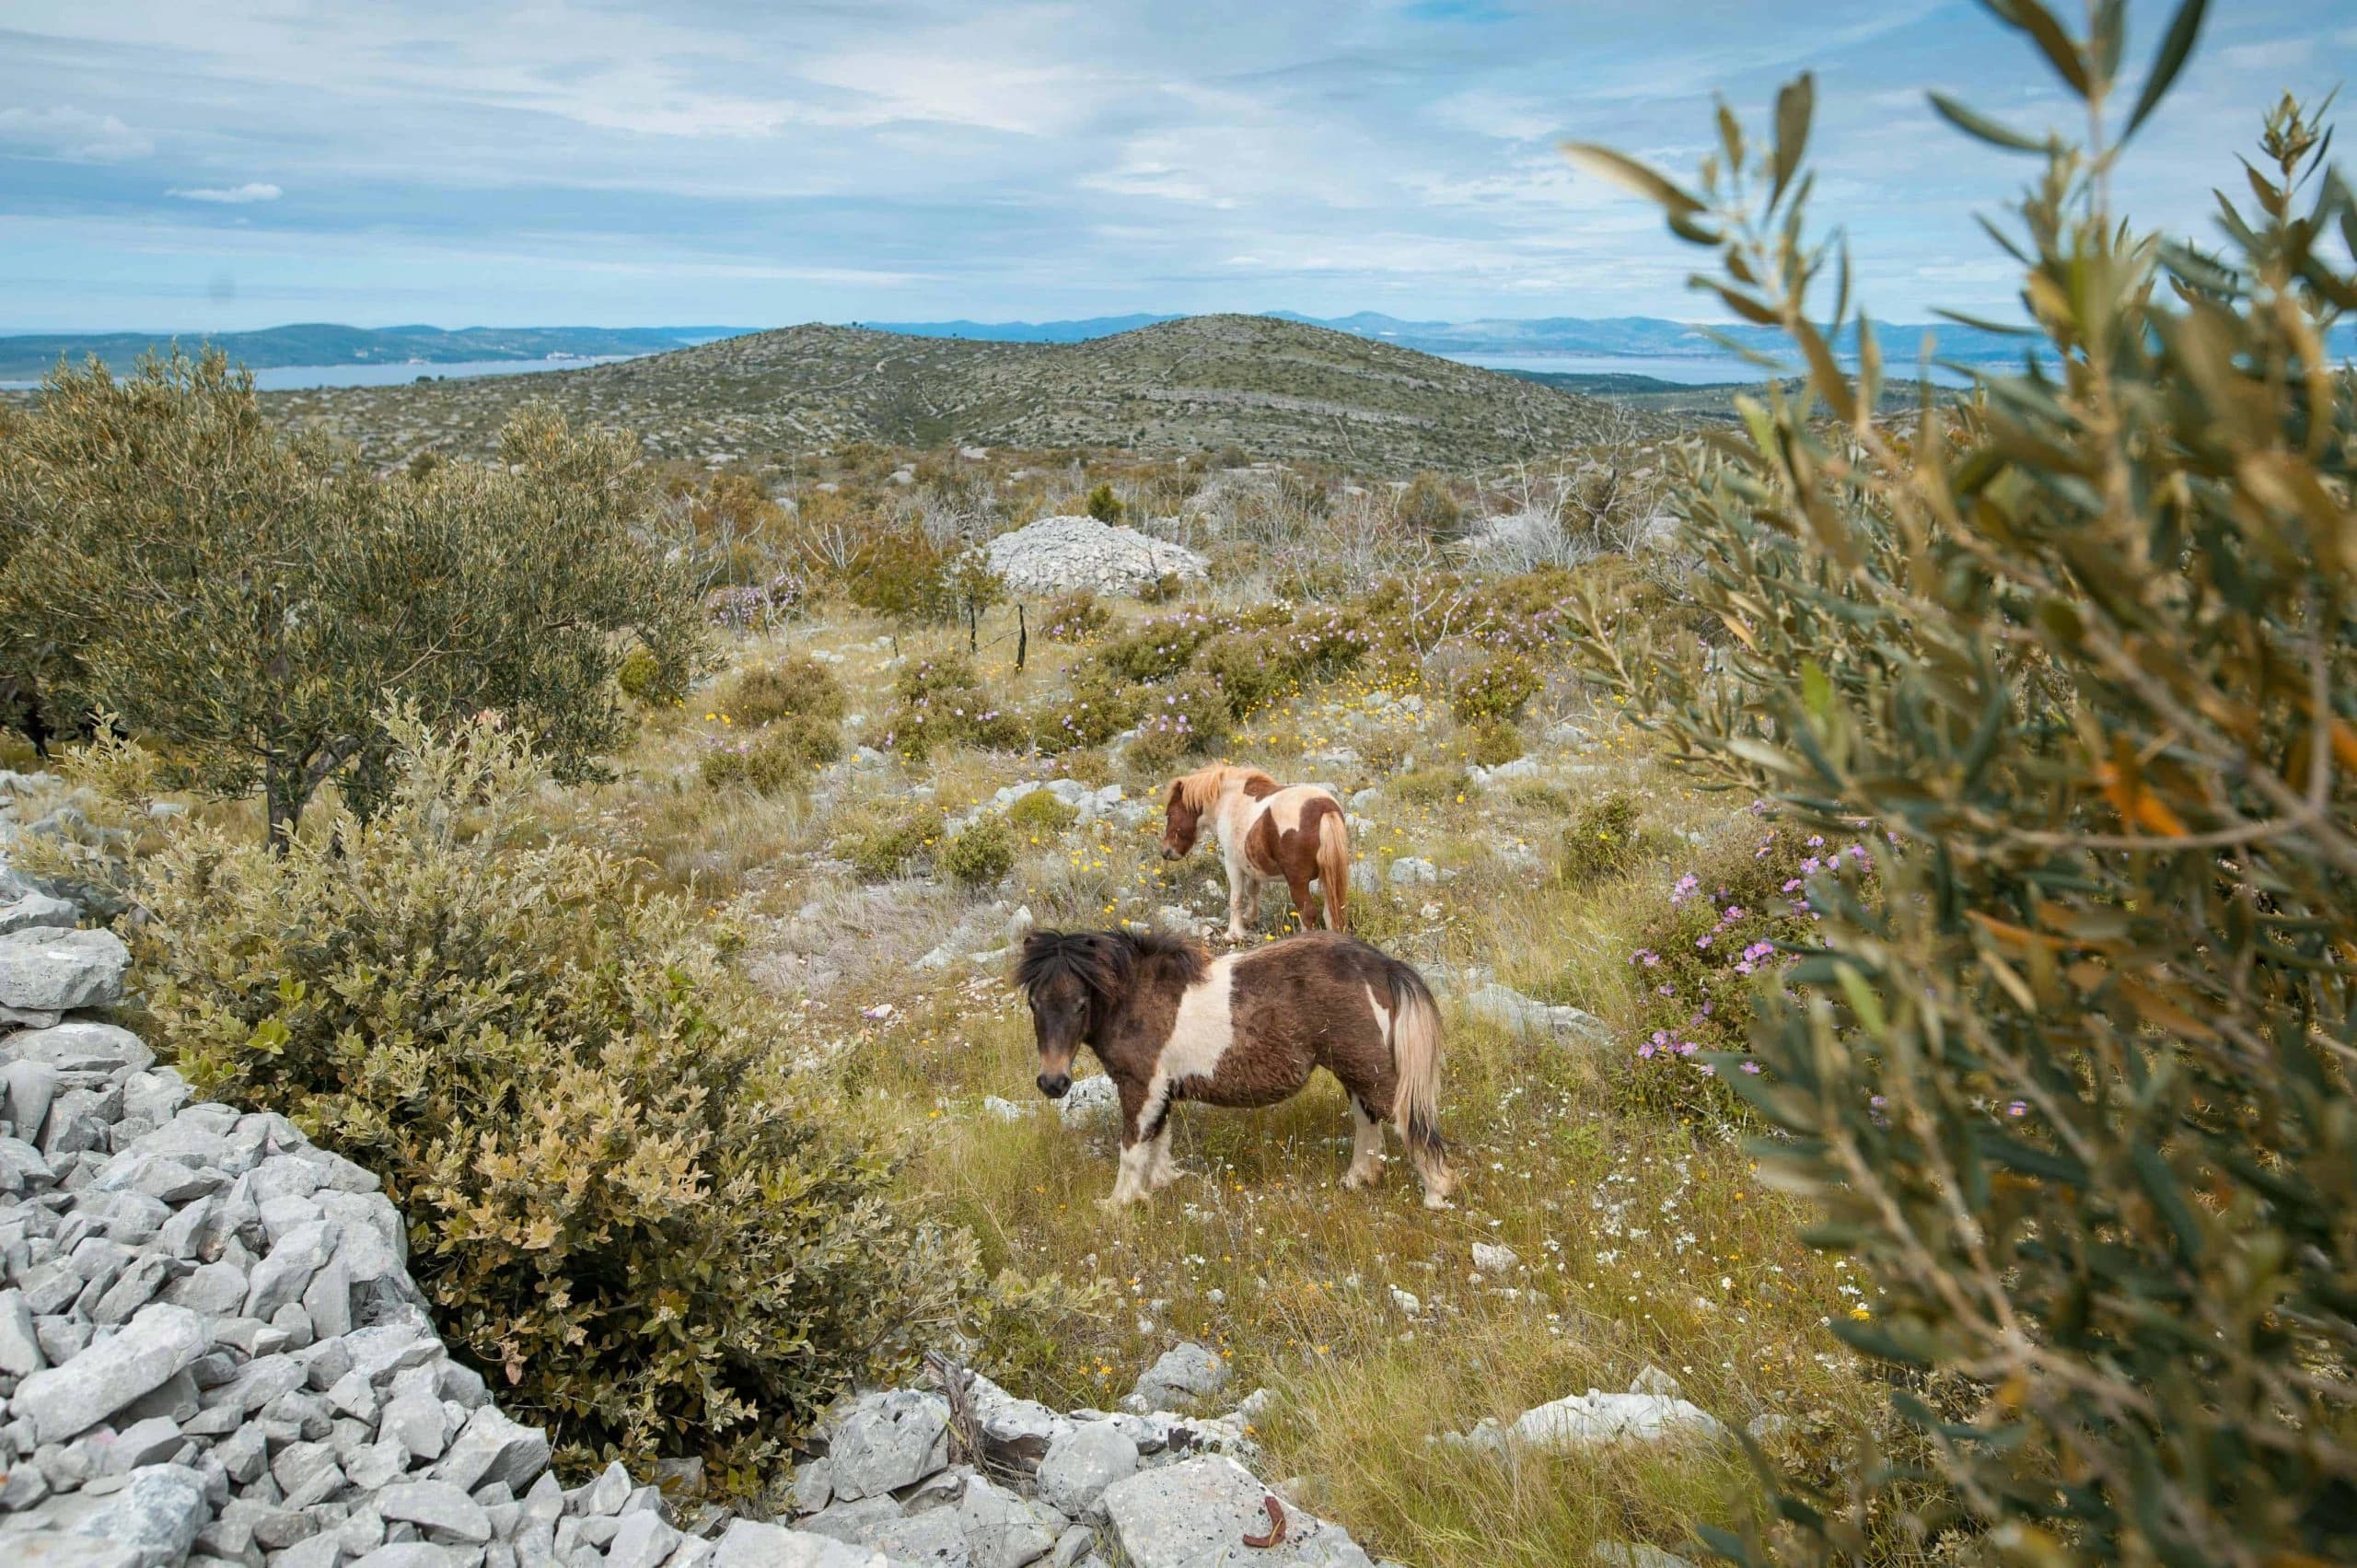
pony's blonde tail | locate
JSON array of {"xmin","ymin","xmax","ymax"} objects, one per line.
[
  {"xmin": 1317, "ymin": 810, "xmax": 1352, "ymax": 932},
  {"xmin": 1384, "ymin": 964, "xmax": 1445, "ymax": 1155}
]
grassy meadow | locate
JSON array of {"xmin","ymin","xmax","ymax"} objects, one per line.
[{"xmin": 545, "ymin": 590, "xmax": 1899, "ymax": 1566}]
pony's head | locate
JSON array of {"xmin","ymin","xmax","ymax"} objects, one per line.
[
  {"xmin": 1013, "ymin": 930, "xmax": 1132, "ymax": 1098},
  {"xmin": 1162, "ymin": 766, "xmax": 1271, "ymax": 860},
  {"xmin": 1161, "ymin": 775, "xmax": 1207, "ymax": 860}
]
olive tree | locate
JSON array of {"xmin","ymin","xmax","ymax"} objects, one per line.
[
  {"xmin": 1569, "ymin": 2, "xmax": 2357, "ymax": 1563},
  {"xmin": 0, "ymin": 351, "xmax": 705, "ymax": 842}
]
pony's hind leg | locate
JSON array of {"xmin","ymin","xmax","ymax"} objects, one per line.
[
  {"xmin": 1343, "ymin": 1098, "xmax": 1386, "ymax": 1190},
  {"xmin": 1283, "ymin": 868, "xmax": 1323, "ymax": 933},
  {"xmin": 1405, "ymin": 1131, "xmax": 1455, "ymax": 1210}
]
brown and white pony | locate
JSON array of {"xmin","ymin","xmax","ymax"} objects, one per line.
[
  {"xmin": 1162, "ymin": 765, "xmax": 1350, "ymax": 941},
  {"xmin": 1015, "ymin": 927, "xmax": 1454, "ymax": 1209}
]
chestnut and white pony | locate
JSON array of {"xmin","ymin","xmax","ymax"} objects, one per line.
[
  {"xmin": 1016, "ymin": 928, "xmax": 1454, "ymax": 1209},
  {"xmin": 1161, "ymin": 765, "xmax": 1350, "ymax": 941}
]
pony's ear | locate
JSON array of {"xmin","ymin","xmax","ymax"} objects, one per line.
[{"xmin": 1164, "ymin": 778, "xmax": 1187, "ymax": 813}]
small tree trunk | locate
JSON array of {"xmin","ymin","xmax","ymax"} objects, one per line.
[
  {"xmin": 264, "ymin": 763, "xmax": 305, "ymax": 855},
  {"xmin": 1016, "ymin": 602, "xmax": 1028, "ymax": 672}
]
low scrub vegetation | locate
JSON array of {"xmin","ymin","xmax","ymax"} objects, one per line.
[{"xmin": 56, "ymin": 714, "xmax": 974, "ymax": 1487}]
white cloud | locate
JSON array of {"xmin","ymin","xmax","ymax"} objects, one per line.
[
  {"xmin": 170, "ymin": 181, "xmax": 283, "ymax": 203},
  {"xmin": 0, "ymin": 105, "xmax": 152, "ymax": 162},
  {"xmin": 2221, "ymin": 40, "xmax": 2309, "ymax": 71}
]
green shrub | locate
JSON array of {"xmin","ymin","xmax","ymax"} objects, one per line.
[
  {"xmin": 712, "ymin": 656, "xmax": 848, "ymax": 729},
  {"xmin": 1466, "ymin": 719, "xmax": 1525, "ymax": 767},
  {"xmin": 1450, "ymin": 653, "xmax": 1541, "ymax": 724},
  {"xmin": 1122, "ymin": 672, "xmax": 1232, "ymax": 777},
  {"xmin": 0, "ymin": 359, "xmax": 710, "ymax": 842},
  {"xmin": 869, "ymin": 655, "xmax": 1021, "ymax": 762},
  {"xmin": 1553, "ymin": 791, "xmax": 1642, "ymax": 883},
  {"xmin": 110, "ymin": 714, "xmax": 974, "ymax": 1482},
  {"xmin": 842, "ymin": 807, "xmax": 941, "ymax": 881},
  {"xmin": 617, "ymin": 645, "xmax": 682, "ymax": 706},
  {"xmin": 846, "ymin": 529, "xmax": 1001, "ymax": 626},
  {"xmin": 1198, "ymin": 634, "xmax": 1293, "ymax": 720},
  {"xmin": 1037, "ymin": 590, "xmax": 1111, "ymax": 643},
  {"xmin": 1575, "ymin": 31, "xmax": 2357, "ymax": 1564},
  {"xmin": 1028, "ymin": 668, "xmax": 1141, "ymax": 753},
  {"xmin": 941, "ymin": 815, "xmax": 1016, "ymax": 887},
  {"xmin": 1396, "ymin": 471, "xmax": 1463, "ymax": 539},
  {"xmin": 1096, "ymin": 612, "xmax": 1222, "ymax": 684},
  {"xmin": 1084, "ymin": 483, "xmax": 1123, "ymax": 524},
  {"xmin": 1387, "ymin": 763, "xmax": 1467, "ymax": 806},
  {"xmin": 1004, "ymin": 789, "xmax": 1079, "ymax": 836},
  {"xmin": 699, "ymin": 715, "xmax": 839, "ymax": 795}
]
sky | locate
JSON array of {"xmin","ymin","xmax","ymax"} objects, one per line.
[{"xmin": 1, "ymin": 1, "xmax": 2352, "ymax": 333}]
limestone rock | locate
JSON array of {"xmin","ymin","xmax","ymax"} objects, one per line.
[
  {"xmin": 825, "ymin": 1390, "xmax": 950, "ymax": 1501},
  {"xmin": 1035, "ymin": 1421, "xmax": 1137, "ymax": 1518},
  {"xmin": 0, "ymin": 927, "xmax": 131, "ymax": 1015},
  {"xmin": 712, "ymin": 1519, "xmax": 888, "ymax": 1568},
  {"xmin": 1125, "ymin": 1343, "xmax": 1227, "ymax": 1414},
  {"xmin": 956, "ymin": 1475, "xmax": 1062, "ymax": 1568},
  {"xmin": 16, "ymin": 1303, "xmax": 209, "ymax": 1444},
  {"xmin": 70, "ymin": 1462, "xmax": 213, "ymax": 1567},
  {"xmin": 1101, "ymin": 1457, "xmax": 1373, "ymax": 1568}
]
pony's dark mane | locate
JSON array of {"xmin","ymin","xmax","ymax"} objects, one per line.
[{"xmin": 1015, "ymin": 928, "xmax": 1208, "ymax": 1000}]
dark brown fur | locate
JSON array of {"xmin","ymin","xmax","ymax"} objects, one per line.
[{"xmin": 1014, "ymin": 927, "xmax": 1451, "ymax": 1207}]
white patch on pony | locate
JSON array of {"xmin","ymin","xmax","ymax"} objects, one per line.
[
  {"xmin": 1160, "ymin": 955, "xmax": 1238, "ymax": 1090},
  {"xmin": 1363, "ymin": 981, "xmax": 1391, "ymax": 1040}
]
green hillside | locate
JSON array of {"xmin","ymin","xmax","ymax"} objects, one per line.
[{"xmin": 261, "ymin": 315, "xmax": 1637, "ymax": 473}]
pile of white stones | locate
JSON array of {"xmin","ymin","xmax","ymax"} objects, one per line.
[
  {"xmin": 981, "ymin": 517, "xmax": 1208, "ymax": 599},
  {"xmin": 763, "ymin": 1342, "xmax": 1387, "ymax": 1568}
]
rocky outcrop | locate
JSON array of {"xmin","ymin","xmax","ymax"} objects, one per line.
[
  {"xmin": 771, "ymin": 1359, "xmax": 1387, "ymax": 1568},
  {"xmin": 982, "ymin": 517, "xmax": 1207, "ymax": 599}
]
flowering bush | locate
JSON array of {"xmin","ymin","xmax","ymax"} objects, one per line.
[
  {"xmin": 1622, "ymin": 813, "xmax": 1877, "ymax": 1118},
  {"xmin": 1449, "ymin": 651, "xmax": 1541, "ymax": 724},
  {"xmin": 1122, "ymin": 671, "xmax": 1232, "ymax": 777},
  {"xmin": 699, "ymin": 719, "xmax": 837, "ymax": 796},
  {"xmin": 1027, "ymin": 668, "xmax": 1142, "ymax": 753},
  {"xmin": 1037, "ymin": 589, "xmax": 1111, "ymax": 644},
  {"xmin": 867, "ymin": 655, "xmax": 1022, "ymax": 762}
]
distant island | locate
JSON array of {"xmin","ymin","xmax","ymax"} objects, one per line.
[{"xmin": 0, "ymin": 323, "xmax": 744, "ymax": 381}]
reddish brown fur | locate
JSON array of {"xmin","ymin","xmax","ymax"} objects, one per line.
[{"xmin": 1161, "ymin": 765, "xmax": 1352, "ymax": 935}]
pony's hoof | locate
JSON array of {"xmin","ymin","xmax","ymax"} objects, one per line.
[
  {"xmin": 1422, "ymin": 1192, "xmax": 1454, "ymax": 1211},
  {"xmin": 1342, "ymin": 1167, "xmax": 1377, "ymax": 1191}
]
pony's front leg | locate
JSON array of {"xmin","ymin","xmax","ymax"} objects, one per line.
[
  {"xmin": 1145, "ymin": 1118, "xmax": 1180, "ymax": 1190},
  {"xmin": 1224, "ymin": 869, "xmax": 1250, "ymax": 942},
  {"xmin": 1104, "ymin": 1135, "xmax": 1158, "ymax": 1207}
]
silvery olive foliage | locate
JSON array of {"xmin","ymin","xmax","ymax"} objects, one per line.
[
  {"xmin": 1571, "ymin": 3, "xmax": 2357, "ymax": 1562},
  {"xmin": 0, "ymin": 350, "xmax": 708, "ymax": 842}
]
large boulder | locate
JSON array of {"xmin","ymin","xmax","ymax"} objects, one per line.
[
  {"xmin": 1101, "ymin": 1457, "xmax": 1374, "ymax": 1568},
  {"xmin": 1035, "ymin": 1420, "xmax": 1138, "ymax": 1518},
  {"xmin": 0, "ymin": 926, "xmax": 130, "ymax": 1017}
]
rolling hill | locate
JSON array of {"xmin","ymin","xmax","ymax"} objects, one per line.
[{"xmin": 259, "ymin": 315, "xmax": 1637, "ymax": 473}]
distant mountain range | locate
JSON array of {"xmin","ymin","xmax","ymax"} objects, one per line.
[{"xmin": 0, "ymin": 323, "xmax": 742, "ymax": 380}]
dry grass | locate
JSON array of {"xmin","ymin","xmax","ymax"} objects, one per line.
[{"xmin": 552, "ymin": 598, "xmax": 1902, "ymax": 1566}]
